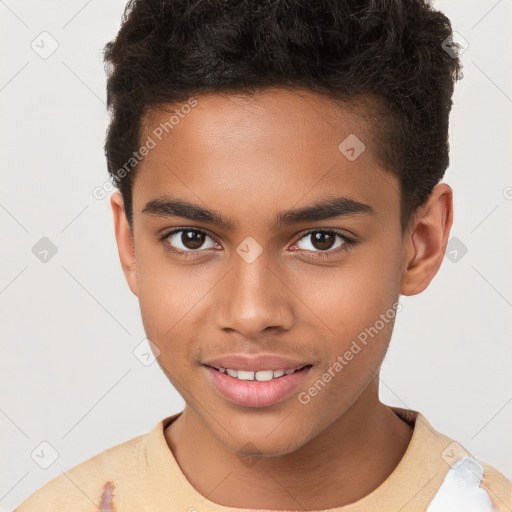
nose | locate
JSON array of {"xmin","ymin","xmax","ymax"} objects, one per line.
[{"xmin": 214, "ymin": 251, "xmax": 295, "ymax": 339}]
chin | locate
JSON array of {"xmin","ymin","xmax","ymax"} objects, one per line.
[{"xmin": 217, "ymin": 422, "xmax": 314, "ymax": 459}]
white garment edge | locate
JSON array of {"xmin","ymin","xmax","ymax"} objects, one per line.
[{"xmin": 426, "ymin": 456, "xmax": 498, "ymax": 512}]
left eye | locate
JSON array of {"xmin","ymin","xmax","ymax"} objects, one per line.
[{"xmin": 295, "ymin": 230, "xmax": 351, "ymax": 252}]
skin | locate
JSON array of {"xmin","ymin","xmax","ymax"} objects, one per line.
[{"xmin": 110, "ymin": 88, "xmax": 453, "ymax": 509}]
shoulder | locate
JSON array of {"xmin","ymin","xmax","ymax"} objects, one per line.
[
  {"xmin": 425, "ymin": 456, "xmax": 512, "ymax": 511},
  {"xmin": 14, "ymin": 430, "xmax": 148, "ymax": 512},
  {"xmin": 479, "ymin": 460, "xmax": 512, "ymax": 512},
  {"xmin": 390, "ymin": 407, "xmax": 512, "ymax": 510}
]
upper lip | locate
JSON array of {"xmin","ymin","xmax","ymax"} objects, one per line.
[{"xmin": 203, "ymin": 354, "xmax": 312, "ymax": 372}]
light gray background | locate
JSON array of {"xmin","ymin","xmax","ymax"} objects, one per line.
[{"xmin": 1, "ymin": 1, "xmax": 511, "ymax": 510}]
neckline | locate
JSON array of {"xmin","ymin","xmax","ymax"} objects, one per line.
[{"xmin": 144, "ymin": 405, "xmax": 451, "ymax": 511}]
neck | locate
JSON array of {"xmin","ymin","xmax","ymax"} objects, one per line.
[{"xmin": 164, "ymin": 379, "xmax": 413, "ymax": 510}]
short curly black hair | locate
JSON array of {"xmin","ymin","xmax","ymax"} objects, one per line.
[{"xmin": 103, "ymin": 0, "xmax": 463, "ymax": 232}]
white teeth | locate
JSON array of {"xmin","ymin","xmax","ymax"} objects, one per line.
[
  {"xmin": 255, "ymin": 370, "xmax": 274, "ymax": 381},
  {"xmin": 217, "ymin": 366, "xmax": 305, "ymax": 381}
]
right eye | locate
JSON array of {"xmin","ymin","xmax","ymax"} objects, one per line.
[{"xmin": 160, "ymin": 228, "xmax": 220, "ymax": 256}]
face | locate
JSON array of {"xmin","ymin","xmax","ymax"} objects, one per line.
[{"xmin": 111, "ymin": 88, "xmax": 450, "ymax": 456}]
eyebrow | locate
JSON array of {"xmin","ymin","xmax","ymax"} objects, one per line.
[{"xmin": 142, "ymin": 194, "xmax": 374, "ymax": 230}]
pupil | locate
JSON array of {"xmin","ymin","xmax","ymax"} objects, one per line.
[
  {"xmin": 312, "ymin": 231, "xmax": 334, "ymax": 251},
  {"xmin": 182, "ymin": 230, "xmax": 205, "ymax": 249}
]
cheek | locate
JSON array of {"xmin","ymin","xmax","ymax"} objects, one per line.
[
  {"xmin": 296, "ymin": 239, "xmax": 401, "ymax": 398},
  {"xmin": 298, "ymin": 258, "xmax": 400, "ymax": 342},
  {"xmin": 134, "ymin": 258, "xmax": 215, "ymax": 371},
  {"xmin": 135, "ymin": 248, "xmax": 208, "ymax": 331},
  {"xmin": 134, "ymin": 264, "xmax": 186, "ymax": 358}
]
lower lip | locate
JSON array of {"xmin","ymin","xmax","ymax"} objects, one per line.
[{"xmin": 204, "ymin": 365, "xmax": 312, "ymax": 408}]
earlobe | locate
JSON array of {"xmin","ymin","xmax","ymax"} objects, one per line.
[
  {"xmin": 110, "ymin": 191, "xmax": 138, "ymax": 297},
  {"xmin": 400, "ymin": 183, "xmax": 453, "ymax": 296}
]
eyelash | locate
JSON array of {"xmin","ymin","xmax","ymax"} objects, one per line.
[{"xmin": 159, "ymin": 227, "xmax": 358, "ymax": 260}]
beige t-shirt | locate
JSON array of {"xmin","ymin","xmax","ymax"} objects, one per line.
[{"xmin": 14, "ymin": 407, "xmax": 512, "ymax": 511}]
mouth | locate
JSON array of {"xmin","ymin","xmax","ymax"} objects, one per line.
[{"xmin": 203, "ymin": 364, "xmax": 313, "ymax": 408}]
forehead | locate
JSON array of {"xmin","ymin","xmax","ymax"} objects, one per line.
[
  {"xmin": 141, "ymin": 88, "xmax": 373, "ymax": 157},
  {"xmin": 133, "ymin": 88, "xmax": 400, "ymax": 227}
]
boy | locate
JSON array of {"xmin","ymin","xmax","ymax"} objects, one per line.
[{"xmin": 16, "ymin": 0, "xmax": 512, "ymax": 510}]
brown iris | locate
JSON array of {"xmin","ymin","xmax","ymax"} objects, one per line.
[
  {"xmin": 181, "ymin": 230, "xmax": 206, "ymax": 250},
  {"xmin": 309, "ymin": 231, "xmax": 337, "ymax": 251}
]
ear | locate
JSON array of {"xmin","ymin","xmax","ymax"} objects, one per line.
[
  {"xmin": 400, "ymin": 183, "xmax": 453, "ymax": 296},
  {"xmin": 110, "ymin": 191, "xmax": 138, "ymax": 297}
]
